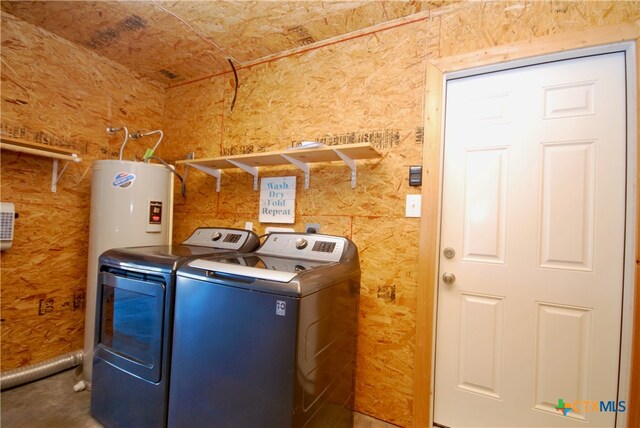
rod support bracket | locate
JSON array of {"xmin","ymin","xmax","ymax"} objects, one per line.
[
  {"xmin": 51, "ymin": 159, "xmax": 72, "ymax": 193},
  {"xmin": 227, "ymin": 160, "xmax": 259, "ymax": 191},
  {"xmin": 188, "ymin": 163, "xmax": 222, "ymax": 192},
  {"xmin": 333, "ymin": 149, "xmax": 357, "ymax": 188},
  {"xmin": 281, "ymin": 154, "xmax": 310, "ymax": 189}
]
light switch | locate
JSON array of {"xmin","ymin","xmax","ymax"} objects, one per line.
[{"xmin": 405, "ymin": 194, "xmax": 422, "ymax": 218}]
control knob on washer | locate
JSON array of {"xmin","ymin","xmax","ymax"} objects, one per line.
[
  {"xmin": 211, "ymin": 232, "xmax": 222, "ymax": 241},
  {"xmin": 295, "ymin": 238, "xmax": 308, "ymax": 249}
]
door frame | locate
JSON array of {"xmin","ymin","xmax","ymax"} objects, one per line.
[{"xmin": 414, "ymin": 23, "xmax": 639, "ymax": 428}]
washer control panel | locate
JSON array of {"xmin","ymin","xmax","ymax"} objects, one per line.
[
  {"xmin": 182, "ymin": 228, "xmax": 257, "ymax": 250},
  {"xmin": 257, "ymin": 233, "xmax": 347, "ymax": 262}
]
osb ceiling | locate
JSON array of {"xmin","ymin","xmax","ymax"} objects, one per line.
[{"xmin": 1, "ymin": 1, "xmax": 453, "ymax": 86}]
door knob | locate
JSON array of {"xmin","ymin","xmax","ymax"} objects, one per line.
[
  {"xmin": 443, "ymin": 247, "xmax": 455, "ymax": 259},
  {"xmin": 442, "ymin": 272, "xmax": 456, "ymax": 285}
]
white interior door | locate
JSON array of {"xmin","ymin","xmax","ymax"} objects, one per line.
[{"xmin": 434, "ymin": 52, "xmax": 627, "ymax": 427}]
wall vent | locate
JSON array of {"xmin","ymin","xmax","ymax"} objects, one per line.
[{"xmin": 1, "ymin": 202, "xmax": 15, "ymax": 251}]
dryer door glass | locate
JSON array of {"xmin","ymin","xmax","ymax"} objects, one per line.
[
  {"xmin": 96, "ymin": 271, "xmax": 166, "ymax": 382},
  {"xmin": 102, "ymin": 286, "xmax": 158, "ymax": 364}
]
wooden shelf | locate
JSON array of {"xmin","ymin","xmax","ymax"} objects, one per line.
[
  {"xmin": 175, "ymin": 143, "xmax": 381, "ymax": 191},
  {"xmin": 1, "ymin": 135, "xmax": 82, "ymax": 162},
  {"xmin": 1, "ymin": 135, "xmax": 82, "ymax": 192}
]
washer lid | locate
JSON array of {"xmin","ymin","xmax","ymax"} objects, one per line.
[
  {"xmin": 188, "ymin": 255, "xmax": 334, "ymax": 283},
  {"xmin": 100, "ymin": 228, "xmax": 260, "ymax": 272},
  {"xmin": 101, "ymin": 244, "xmax": 236, "ymax": 273}
]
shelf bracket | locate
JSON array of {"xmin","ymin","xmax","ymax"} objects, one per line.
[
  {"xmin": 188, "ymin": 163, "xmax": 222, "ymax": 192},
  {"xmin": 281, "ymin": 154, "xmax": 310, "ymax": 189},
  {"xmin": 228, "ymin": 160, "xmax": 259, "ymax": 191},
  {"xmin": 333, "ymin": 149, "xmax": 357, "ymax": 188},
  {"xmin": 51, "ymin": 159, "xmax": 72, "ymax": 193},
  {"xmin": 51, "ymin": 159, "xmax": 60, "ymax": 193}
]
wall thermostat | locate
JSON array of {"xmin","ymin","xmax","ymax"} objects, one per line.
[{"xmin": 409, "ymin": 165, "xmax": 422, "ymax": 186}]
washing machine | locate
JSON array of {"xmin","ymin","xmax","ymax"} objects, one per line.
[
  {"xmin": 168, "ymin": 232, "xmax": 360, "ymax": 428},
  {"xmin": 91, "ymin": 227, "xmax": 260, "ymax": 428}
]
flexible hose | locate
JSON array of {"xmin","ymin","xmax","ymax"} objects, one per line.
[
  {"xmin": 147, "ymin": 156, "xmax": 187, "ymax": 197},
  {"xmin": 149, "ymin": 130, "xmax": 163, "ymax": 155},
  {"xmin": 137, "ymin": 130, "xmax": 163, "ymax": 160},
  {"xmin": 118, "ymin": 126, "xmax": 130, "ymax": 160},
  {"xmin": 0, "ymin": 350, "xmax": 83, "ymax": 390}
]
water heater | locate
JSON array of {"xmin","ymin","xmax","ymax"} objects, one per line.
[{"xmin": 83, "ymin": 160, "xmax": 173, "ymax": 383}]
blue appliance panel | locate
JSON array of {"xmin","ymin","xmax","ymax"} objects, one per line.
[{"xmin": 168, "ymin": 276, "xmax": 299, "ymax": 428}]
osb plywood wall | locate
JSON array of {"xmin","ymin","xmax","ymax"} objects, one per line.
[
  {"xmin": 161, "ymin": 2, "xmax": 639, "ymax": 426},
  {"xmin": 2, "ymin": 0, "xmax": 639, "ymax": 426},
  {"xmin": 163, "ymin": 19, "xmax": 426, "ymax": 425},
  {"xmin": 427, "ymin": 0, "xmax": 639, "ymax": 59},
  {"xmin": 0, "ymin": 12, "xmax": 165, "ymax": 371}
]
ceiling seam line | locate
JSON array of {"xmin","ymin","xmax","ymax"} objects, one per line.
[
  {"xmin": 150, "ymin": 0, "xmax": 238, "ymax": 62},
  {"xmin": 242, "ymin": 14, "xmax": 430, "ymax": 69},
  {"xmin": 165, "ymin": 13, "xmax": 430, "ymax": 91}
]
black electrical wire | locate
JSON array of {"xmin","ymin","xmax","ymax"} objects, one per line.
[{"xmin": 228, "ymin": 58, "xmax": 238, "ymax": 113}]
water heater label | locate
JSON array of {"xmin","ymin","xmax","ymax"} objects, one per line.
[
  {"xmin": 276, "ymin": 300, "xmax": 286, "ymax": 316},
  {"xmin": 148, "ymin": 201, "xmax": 163, "ymax": 225},
  {"xmin": 112, "ymin": 172, "xmax": 136, "ymax": 188}
]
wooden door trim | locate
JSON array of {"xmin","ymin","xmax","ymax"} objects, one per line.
[{"xmin": 415, "ymin": 22, "xmax": 640, "ymax": 428}]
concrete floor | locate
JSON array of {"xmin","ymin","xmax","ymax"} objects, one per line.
[{"xmin": 0, "ymin": 368, "xmax": 399, "ymax": 428}]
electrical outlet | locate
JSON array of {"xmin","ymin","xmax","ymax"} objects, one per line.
[
  {"xmin": 185, "ymin": 152, "xmax": 195, "ymax": 160},
  {"xmin": 305, "ymin": 223, "xmax": 321, "ymax": 234},
  {"xmin": 405, "ymin": 194, "xmax": 421, "ymax": 218}
]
